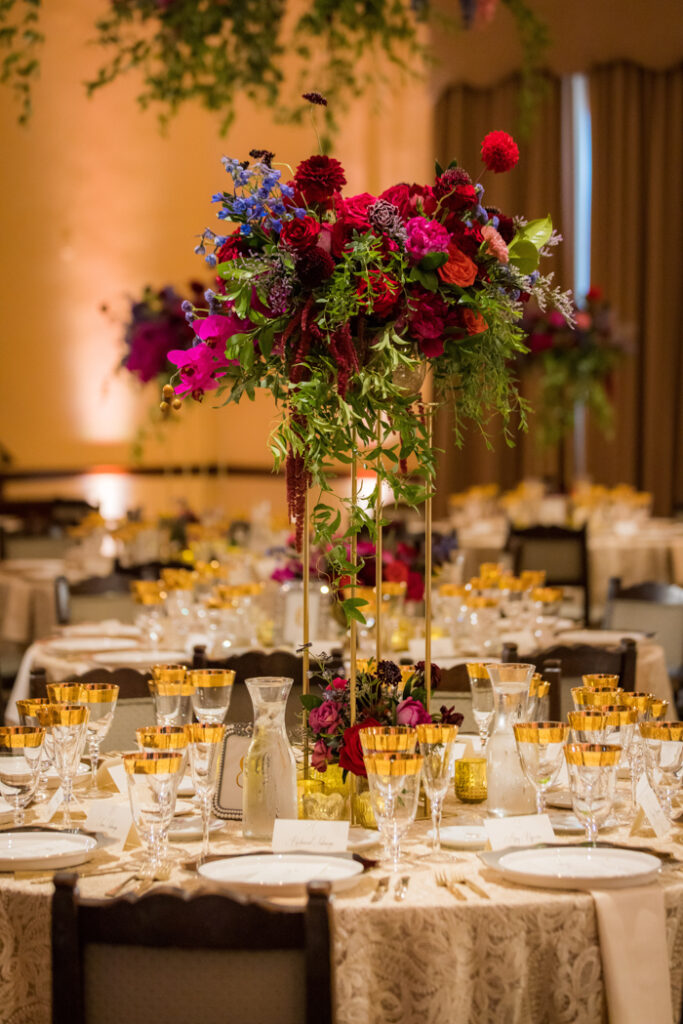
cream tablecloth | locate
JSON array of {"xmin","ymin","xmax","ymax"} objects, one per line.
[{"xmin": 2, "ymin": 798, "xmax": 683, "ymax": 1024}]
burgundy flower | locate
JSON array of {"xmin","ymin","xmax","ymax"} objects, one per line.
[
  {"xmin": 279, "ymin": 215, "xmax": 320, "ymax": 252},
  {"xmin": 339, "ymin": 717, "xmax": 381, "ymax": 777},
  {"xmin": 125, "ymin": 322, "xmax": 178, "ymax": 383},
  {"xmin": 308, "ymin": 701, "xmax": 341, "ymax": 735},
  {"xmin": 396, "ymin": 697, "xmax": 431, "ymax": 727},
  {"xmin": 217, "ymin": 232, "xmax": 247, "ymax": 262},
  {"xmin": 338, "ymin": 192, "xmax": 376, "ymax": 232},
  {"xmin": 379, "ymin": 183, "xmax": 437, "ymax": 220},
  {"xmin": 408, "ymin": 292, "xmax": 453, "ymax": 357},
  {"xmin": 446, "ymin": 217, "xmax": 484, "ymax": 259},
  {"xmin": 495, "ymin": 213, "xmax": 515, "ymax": 244},
  {"xmin": 311, "ymin": 739, "xmax": 334, "ymax": 772},
  {"xmin": 481, "ymin": 130, "xmax": 520, "ymax": 173},
  {"xmin": 294, "ymin": 155, "xmax": 347, "ymax": 204},
  {"xmin": 356, "ymin": 270, "xmax": 400, "ymax": 318},
  {"xmin": 434, "ymin": 168, "xmax": 477, "ymax": 213},
  {"xmin": 406, "ymin": 570, "xmax": 425, "ymax": 602},
  {"xmin": 296, "ymin": 246, "xmax": 335, "ymax": 288}
]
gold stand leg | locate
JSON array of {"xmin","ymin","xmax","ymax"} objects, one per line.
[
  {"xmin": 375, "ymin": 413, "xmax": 383, "ymax": 666},
  {"xmin": 302, "ymin": 488, "xmax": 310, "ymax": 780},
  {"xmin": 424, "ymin": 404, "xmax": 436, "ymax": 710},
  {"xmin": 349, "ymin": 448, "xmax": 358, "ymax": 823}
]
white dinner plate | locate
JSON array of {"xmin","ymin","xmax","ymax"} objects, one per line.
[
  {"xmin": 480, "ymin": 845, "xmax": 661, "ymax": 890},
  {"xmin": 2, "ymin": 762, "xmax": 90, "ymax": 787},
  {"xmin": 198, "ymin": 853, "xmax": 364, "ymax": 896},
  {"xmin": 0, "ymin": 830, "xmax": 97, "ymax": 871},
  {"xmin": 60, "ymin": 622, "xmax": 141, "ymax": 639},
  {"xmin": 176, "ymin": 776, "xmax": 196, "ymax": 798},
  {"xmin": 347, "ymin": 828, "xmax": 381, "ymax": 852},
  {"xmin": 91, "ymin": 649, "xmax": 186, "ymax": 668},
  {"xmin": 555, "ymin": 628, "xmax": 648, "ymax": 645},
  {"xmin": 430, "ymin": 825, "xmax": 488, "ymax": 850},
  {"xmin": 548, "ymin": 811, "xmax": 619, "ymax": 835},
  {"xmin": 546, "ymin": 788, "xmax": 573, "ymax": 810},
  {"xmin": 46, "ymin": 637, "xmax": 139, "ymax": 655},
  {"xmin": 168, "ymin": 816, "xmax": 225, "ymax": 841}
]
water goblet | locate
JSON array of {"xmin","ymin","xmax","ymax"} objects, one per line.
[
  {"xmin": 45, "ymin": 704, "xmax": 90, "ymax": 828},
  {"xmin": 416, "ymin": 723, "xmax": 459, "ymax": 859},
  {"xmin": 525, "ymin": 674, "xmax": 551, "ymax": 722},
  {"xmin": 639, "ymin": 722, "xmax": 683, "ymax": 821},
  {"xmin": 513, "ymin": 722, "xmax": 569, "ymax": 814},
  {"xmin": 649, "ymin": 699, "xmax": 669, "ymax": 721},
  {"xmin": 564, "ymin": 743, "xmax": 622, "ymax": 844},
  {"xmin": 46, "ymin": 682, "xmax": 83, "ymax": 704},
  {"xmin": 184, "ymin": 723, "xmax": 226, "ymax": 860},
  {"xmin": 582, "ymin": 674, "xmax": 620, "ymax": 690},
  {"xmin": 78, "ymin": 683, "xmax": 119, "ymax": 797},
  {"xmin": 619, "ymin": 692, "xmax": 655, "ymax": 809},
  {"xmin": 567, "ymin": 711, "xmax": 609, "ymax": 744},
  {"xmin": 0, "ymin": 727, "xmax": 45, "ymax": 825},
  {"xmin": 466, "ymin": 662, "xmax": 495, "ymax": 750},
  {"xmin": 359, "ymin": 726, "xmax": 417, "ymax": 757},
  {"xmin": 123, "ymin": 751, "xmax": 184, "ymax": 878},
  {"xmin": 571, "ymin": 687, "xmax": 624, "ymax": 711},
  {"xmin": 187, "ymin": 669, "xmax": 236, "ymax": 725},
  {"xmin": 149, "ymin": 665, "xmax": 194, "ymax": 726},
  {"xmin": 16, "ymin": 699, "xmax": 51, "ymax": 801},
  {"xmin": 364, "ymin": 752, "xmax": 423, "ymax": 871},
  {"xmin": 598, "ymin": 705, "xmax": 638, "ymax": 820}
]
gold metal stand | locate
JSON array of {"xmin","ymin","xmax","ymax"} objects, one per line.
[
  {"xmin": 424, "ymin": 404, "xmax": 436, "ymax": 709},
  {"xmin": 349, "ymin": 446, "xmax": 359, "ymax": 823},
  {"xmin": 375, "ymin": 413, "xmax": 383, "ymax": 665},
  {"xmin": 302, "ymin": 487, "xmax": 310, "ymax": 779}
]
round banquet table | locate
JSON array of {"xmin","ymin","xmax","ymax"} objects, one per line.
[{"xmin": 3, "ymin": 793, "xmax": 683, "ymax": 1024}]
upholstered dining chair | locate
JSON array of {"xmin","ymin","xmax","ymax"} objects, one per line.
[
  {"xmin": 52, "ymin": 873, "xmax": 333, "ymax": 1024},
  {"xmin": 604, "ymin": 577, "xmax": 683, "ymax": 686},
  {"xmin": 54, "ymin": 574, "xmax": 138, "ymax": 627},
  {"xmin": 505, "ymin": 524, "xmax": 591, "ymax": 625},
  {"xmin": 502, "ymin": 639, "xmax": 637, "ymax": 718}
]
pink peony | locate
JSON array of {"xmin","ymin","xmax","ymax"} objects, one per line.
[
  {"xmin": 311, "ymin": 739, "xmax": 334, "ymax": 772},
  {"xmin": 405, "ymin": 217, "xmax": 451, "ymax": 261},
  {"xmin": 396, "ymin": 697, "xmax": 432, "ymax": 727},
  {"xmin": 308, "ymin": 701, "xmax": 341, "ymax": 735},
  {"xmin": 481, "ymin": 224, "xmax": 509, "ymax": 264}
]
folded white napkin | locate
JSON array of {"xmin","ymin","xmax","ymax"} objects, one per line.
[{"xmin": 592, "ymin": 885, "xmax": 673, "ymax": 1024}]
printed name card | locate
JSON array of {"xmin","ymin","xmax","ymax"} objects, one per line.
[
  {"xmin": 635, "ymin": 774, "xmax": 670, "ymax": 838},
  {"xmin": 85, "ymin": 800, "xmax": 134, "ymax": 850},
  {"xmin": 103, "ymin": 763, "xmax": 128, "ymax": 795},
  {"xmin": 272, "ymin": 819, "xmax": 350, "ymax": 854},
  {"xmin": 484, "ymin": 813, "xmax": 555, "ymax": 850}
]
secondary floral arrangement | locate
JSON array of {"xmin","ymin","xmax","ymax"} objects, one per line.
[
  {"xmin": 303, "ymin": 658, "xmax": 463, "ymax": 777},
  {"xmin": 167, "ymin": 104, "xmax": 571, "ymax": 622},
  {"xmin": 2, "ymin": 0, "xmax": 547, "ymax": 135},
  {"xmin": 523, "ymin": 286, "xmax": 626, "ymax": 446}
]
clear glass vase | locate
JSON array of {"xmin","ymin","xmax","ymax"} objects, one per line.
[
  {"xmin": 242, "ymin": 677, "xmax": 297, "ymax": 840},
  {"xmin": 486, "ymin": 663, "xmax": 537, "ymax": 817}
]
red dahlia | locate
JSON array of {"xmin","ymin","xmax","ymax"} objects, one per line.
[
  {"xmin": 481, "ymin": 131, "xmax": 520, "ymax": 173},
  {"xmin": 293, "ymin": 155, "xmax": 347, "ymax": 204}
]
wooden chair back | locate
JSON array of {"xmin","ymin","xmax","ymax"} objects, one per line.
[
  {"xmin": 604, "ymin": 577, "xmax": 683, "ymax": 679},
  {"xmin": 52, "ymin": 873, "xmax": 332, "ymax": 1024},
  {"xmin": 506, "ymin": 524, "xmax": 590, "ymax": 623}
]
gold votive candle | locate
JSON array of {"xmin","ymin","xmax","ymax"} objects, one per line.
[{"xmin": 455, "ymin": 757, "xmax": 487, "ymax": 803}]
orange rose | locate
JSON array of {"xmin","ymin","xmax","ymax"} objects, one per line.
[
  {"xmin": 437, "ymin": 243, "xmax": 478, "ymax": 287},
  {"xmin": 463, "ymin": 309, "xmax": 488, "ymax": 335}
]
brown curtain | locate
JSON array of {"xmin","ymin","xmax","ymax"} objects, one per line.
[
  {"xmin": 588, "ymin": 61, "xmax": 683, "ymax": 515},
  {"xmin": 433, "ymin": 75, "xmax": 568, "ymax": 515}
]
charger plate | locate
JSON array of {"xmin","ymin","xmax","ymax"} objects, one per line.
[{"xmin": 480, "ymin": 844, "xmax": 660, "ymax": 890}]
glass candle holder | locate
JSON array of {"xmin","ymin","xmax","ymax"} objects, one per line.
[{"xmin": 454, "ymin": 757, "xmax": 487, "ymax": 803}]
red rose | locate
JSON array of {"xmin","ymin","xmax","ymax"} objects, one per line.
[
  {"xmin": 356, "ymin": 270, "xmax": 400, "ymax": 318},
  {"xmin": 463, "ymin": 308, "xmax": 488, "ymax": 335},
  {"xmin": 339, "ymin": 717, "xmax": 381, "ymax": 777},
  {"xmin": 434, "ymin": 169, "xmax": 477, "ymax": 213},
  {"xmin": 406, "ymin": 570, "xmax": 425, "ymax": 602},
  {"xmin": 217, "ymin": 232, "xmax": 246, "ymax": 262},
  {"xmin": 379, "ymin": 183, "xmax": 436, "ymax": 219},
  {"xmin": 338, "ymin": 192, "xmax": 375, "ymax": 232},
  {"xmin": 294, "ymin": 155, "xmax": 347, "ymax": 204},
  {"xmin": 279, "ymin": 215, "xmax": 320, "ymax": 252},
  {"xmin": 384, "ymin": 559, "xmax": 409, "ymax": 585},
  {"xmin": 481, "ymin": 130, "xmax": 520, "ymax": 173},
  {"xmin": 408, "ymin": 292, "xmax": 452, "ymax": 357}
]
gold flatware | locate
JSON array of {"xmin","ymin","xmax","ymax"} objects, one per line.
[
  {"xmin": 447, "ymin": 867, "xmax": 490, "ymax": 899},
  {"xmin": 394, "ymin": 875, "xmax": 410, "ymax": 901},
  {"xmin": 105, "ymin": 874, "xmax": 139, "ymax": 898},
  {"xmin": 434, "ymin": 869, "xmax": 466, "ymax": 901},
  {"xmin": 371, "ymin": 876, "xmax": 390, "ymax": 902}
]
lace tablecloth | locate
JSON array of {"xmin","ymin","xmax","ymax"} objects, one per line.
[{"xmin": 2, "ymin": 805, "xmax": 683, "ymax": 1024}]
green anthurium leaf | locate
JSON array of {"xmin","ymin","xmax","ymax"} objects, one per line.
[
  {"xmin": 419, "ymin": 251, "xmax": 449, "ymax": 272},
  {"xmin": 409, "ymin": 267, "xmax": 439, "ymax": 292},
  {"xmin": 508, "ymin": 238, "xmax": 540, "ymax": 274},
  {"xmin": 516, "ymin": 216, "xmax": 553, "ymax": 250},
  {"xmin": 300, "ymin": 694, "xmax": 324, "ymax": 711}
]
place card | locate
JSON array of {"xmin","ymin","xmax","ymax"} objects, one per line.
[
  {"xmin": 34, "ymin": 786, "xmax": 87, "ymax": 824},
  {"xmin": 85, "ymin": 800, "xmax": 134, "ymax": 850},
  {"xmin": 272, "ymin": 818, "xmax": 350, "ymax": 854},
  {"xmin": 635, "ymin": 775, "xmax": 670, "ymax": 838},
  {"xmin": 484, "ymin": 813, "xmax": 555, "ymax": 850},
  {"xmin": 104, "ymin": 763, "xmax": 128, "ymax": 795}
]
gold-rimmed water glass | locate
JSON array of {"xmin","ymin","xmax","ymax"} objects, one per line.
[
  {"xmin": 513, "ymin": 723, "xmax": 569, "ymax": 813},
  {"xmin": 359, "ymin": 726, "xmax": 417, "ymax": 756},
  {"xmin": 77, "ymin": 683, "xmax": 119, "ymax": 797},
  {"xmin": 149, "ymin": 665, "xmax": 194, "ymax": 727},
  {"xmin": 466, "ymin": 662, "xmax": 494, "ymax": 749},
  {"xmin": 45, "ymin": 704, "xmax": 90, "ymax": 828},
  {"xmin": 0, "ymin": 727, "xmax": 45, "ymax": 825},
  {"xmin": 639, "ymin": 722, "xmax": 683, "ymax": 821},
  {"xmin": 599, "ymin": 706, "xmax": 638, "ymax": 820},
  {"xmin": 567, "ymin": 711, "xmax": 609, "ymax": 744},
  {"xmin": 185, "ymin": 723, "xmax": 226, "ymax": 859},
  {"xmin": 416, "ymin": 723, "xmax": 459, "ymax": 860},
  {"xmin": 46, "ymin": 682, "xmax": 83, "ymax": 704},
  {"xmin": 649, "ymin": 699, "xmax": 670, "ymax": 721},
  {"xmin": 618, "ymin": 692, "xmax": 655, "ymax": 805},
  {"xmin": 123, "ymin": 751, "xmax": 184, "ymax": 877},
  {"xmin": 16, "ymin": 698, "xmax": 51, "ymax": 801},
  {"xmin": 364, "ymin": 752, "xmax": 423, "ymax": 871},
  {"xmin": 187, "ymin": 669, "xmax": 236, "ymax": 725},
  {"xmin": 564, "ymin": 743, "xmax": 622, "ymax": 844},
  {"xmin": 526, "ymin": 674, "xmax": 551, "ymax": 721},
  {"xmin": 571, "ymin": 687, "xmax": 624, "ymax": 710},
  {"xmin": 582, "ymin": 674, "xmax": 620, "ymax": 690}
]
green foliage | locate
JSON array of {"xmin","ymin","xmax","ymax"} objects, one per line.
[{"xmin": 0, "ymin": 0, "xmax": 42, "ymax": 125}]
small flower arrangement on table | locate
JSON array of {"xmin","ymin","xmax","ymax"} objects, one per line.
[
  {"xmin": 303, "ymin": 659, "xmax": 463, "ymax": 777},
  {"xmin": 523, "ymin": 286, "xmax": 627, "ymax": 447}
]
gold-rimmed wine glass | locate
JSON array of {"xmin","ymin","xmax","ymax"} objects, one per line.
[
  {"xmin": 187, "ymin": 669, "xmax": 236, "ymax": 725},
  {"xmin": 123, "ymin": 751, "xmax": 184, "ymax": 877},
  {"xmin": 571, "ymin": 687, "xmax": 624, "ymax": 710},
  {"xmin": 513, "ymin": 722, "xmax": 569, "ymax": 813},
  {"xmin": 359, "ymin": 726, "xmax": 417, "ymax": 756},
  {"xmin": 77, "ymin": 683, "xmax": 119, "ymax": 797},
  {"xmin": 46, "ymin": 682, "xmax": 83, "ymax": 704},
  {"xmin": 639, "ymin": 722, "xmax": 683, "ymax": 821},
  {"xmin": 364, "ymin": 752, "xmax": 423, "ymax": 871},
  {"xmin": 16, "ymin": 698, "xmax": 51, "ymax": 802},
  {"xmin": 526, "ymin": 674, "xmax": 551, "ymax": 722},
  {"xmin": 600, "ymin": 705, "xmax": 638, "ymax": 820},
  {"xmin": 567, "ymin": 711, "xmax": 609, "ymax": 744},
  {"xmin": 581, "ymin": 674, "xmax": 620, "ymax": 690},
  {"xmin": 149, "ymin": 665, "xmax": 194, "ymax": 727},
  {"xmin": 416, "ymin": 723, "xmax": 459, "ymax": 860},
  {"xmin": 466, "ymin": 662, "xmax": 494, "ymax": 749},
  {"xmin": 564, "ymin": 743, "xmax": 622, "ymax": 844},
  {"xmin": 45, "ymin": 704, "xmax": 90, "ymax": 828},
  {"xmin": 618, "ymin": 692, "xmax": 655, "ymax": 807},
  {"xmin": 184, "ymin": 723, "xmax": 226, "ymax": 860},
  {"xmin": 0, "ymin": 727, "xmax": 45, "ymax": 825}
]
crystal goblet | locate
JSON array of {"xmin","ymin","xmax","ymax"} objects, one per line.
[
  {"xmin": 45, "ymin": 704, "xmax": 90, "ymax": 828},
  {"xmin": 16, "ymin": 699, "xmax": 51, "ymax": 801},
  {"xmin": 567, "ymin": 711, "xmax": 609, "ymax": 745},
  {"xmin": 149, "ymin": 664, "xmax": 194, "ymax": 727},
  {"xmin": 640, "ymin": 721, "xmax": 683, "ymax": 822},
  {"xmin": 184, "ymin": 723, "xmax": 226, "ymax": 860},
  {"xmin": 466, "ymin": 662, "xmax": 494, "ymax": 750},
  {"xmin": 78, "ymin": 683, "xmax": 119, "ymax": 797},
  {"xmin": 123, "ymin": 751, "xmax": 184, "ymax": 877},
  {"xmin": 565, "ymin": 743, "xmax": 622, "ymax": 844},
  {"xmin": 364, "ymin": 752, "xmax": 423, "ymax": 871},
  {"xmin": 416, "ymin": 723, "xmax": 459, "ymax": 859},
  {"xmin": 187, "ymin": 669, "xmax": 236, "ymax": 725},
  {"xmin": 513, "ymin": 722, "xmax": 569, "ymax": 814},
  {"xmin": 0, "ymin": 726, "xmax": 45, "ymax": 825}
]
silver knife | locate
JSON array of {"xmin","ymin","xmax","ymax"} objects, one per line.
[
  {"xmin": 394, "ymin": 876, "xmax": 410, "ymax": 901},
  {"xmin": 371, "ymin": 876, "xmax": 390, "ymax": 902}
]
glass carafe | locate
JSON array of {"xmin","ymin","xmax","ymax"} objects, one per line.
[
  {"xmin": 242, "ymin": 677, "xmax": 297, "ymax": 839},
  {"xmin": 486, "ymin": 663, "xmax": 536, "ymax": 817}
]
